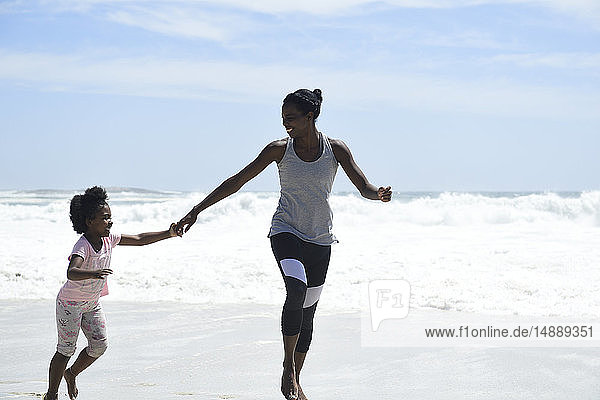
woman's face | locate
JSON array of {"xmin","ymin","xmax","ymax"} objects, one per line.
[{"xmin": 282, "ymin": 103, "xmax": 312, "ymax": 138}]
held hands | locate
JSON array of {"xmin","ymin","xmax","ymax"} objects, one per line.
[
  {"xmin": 378, "ymin": 186, "xmax": 392, "ymax": 202},
  {"xmin": 174, "ymin": 209, "xmax": 198, "ymax": 236},
  {"xmin": 169, "ymin": 223, "xmax": 180, "ymax": 238}
]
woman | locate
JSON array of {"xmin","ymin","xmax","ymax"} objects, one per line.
[{"xmin": 176, "ymin": 88, "xmax": 392, "ymax": 400}]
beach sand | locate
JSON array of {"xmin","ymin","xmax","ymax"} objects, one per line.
[{"xmin": 1, "ymin": 300, "xmax": 599, "ymax": 399}]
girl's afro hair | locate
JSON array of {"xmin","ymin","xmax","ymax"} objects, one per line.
[{"xmin": 69, "ymin": 186, "xmax": 108, "ymax": 234}]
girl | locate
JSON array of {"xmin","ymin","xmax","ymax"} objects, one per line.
[
  {"xmin": 176, "ymin": 89, "xmax": 392, "ymax": 400},
  {"xmin": 43, "ymin": 186, "xmax": 178, "ymax": 400}
]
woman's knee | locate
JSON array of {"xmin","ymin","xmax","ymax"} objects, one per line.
[{"xmin": 284, "ymin": 277, "xmax": 307, "ymax": 310}]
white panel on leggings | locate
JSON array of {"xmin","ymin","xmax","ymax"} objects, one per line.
[
  {"xmin": 280, "ymin": 258, "xmax": 307, "ymax": 284},
  {"xmin": 303, "ymin": 284, "xmax": 323, "ymax": 308}
]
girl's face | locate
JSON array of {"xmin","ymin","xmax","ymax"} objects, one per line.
[
  {"xmin": 86, "ymin": 204, "xmax": 112, "ymax": 237},
  {"xmin": 282, "ymin": 103, "xmax": 312, "ymax": 138}
]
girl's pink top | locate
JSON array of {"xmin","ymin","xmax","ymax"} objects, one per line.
[{"xmin": 57, "ymin": 233, "xmax": 121, "ymax": 301}]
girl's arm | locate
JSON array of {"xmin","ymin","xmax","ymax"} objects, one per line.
[
  {"xmin": 119, "ymin": 223, "xmax": 178, "ymax": 246},
  {"xmin": 67, "ymin": 255, "xmax": 113, "ymax": 281},
  {"xmin": 177, "ymin": 140, "xmax": 286, "ymax": 233},
  {"xmin": 330, "ymin": 139, "xmax": 392, "ymax": 202}
]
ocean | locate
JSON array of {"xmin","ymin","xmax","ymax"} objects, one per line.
[{"xmin": 1, "ymin": 189, "xmax": 599, "ymax": 317}]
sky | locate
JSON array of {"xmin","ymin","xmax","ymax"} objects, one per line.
[{"xmin": 0, "ymin": 0, "xmax": 599, "ymax": 192}]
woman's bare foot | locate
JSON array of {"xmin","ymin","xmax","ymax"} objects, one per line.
[
  {"xmin": 63, "ymin": 367, "xmax": 79, "ymax": 399},
  {"xmin": 297, "ymin": 384, "xmax": 308, "ymax": 400},
  {"xmin": 281, "ymin": 364, "xmax": 298, "ymax": 399}
]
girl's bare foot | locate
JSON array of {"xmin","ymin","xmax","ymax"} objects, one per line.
[
  {"xmin": 63, "ymin": 367, "xmax": 79, "ymax": 399},
  {"xmin": 281, "ymin": 365, "xmax": 298, "ymax": 399}
]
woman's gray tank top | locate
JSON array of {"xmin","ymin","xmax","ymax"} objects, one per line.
[{"xmin": 268, "ymin": 133, "xmax": 339, "ymax": 245}]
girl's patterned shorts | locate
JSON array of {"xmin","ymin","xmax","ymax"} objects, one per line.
[{"xmin": 55, "ymin": 297, "xmax": 108, "ymax": 358}]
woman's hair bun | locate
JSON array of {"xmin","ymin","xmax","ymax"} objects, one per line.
[{"xmin": 312, "ymin": 89, "xmax": 323, "ymax": 102}]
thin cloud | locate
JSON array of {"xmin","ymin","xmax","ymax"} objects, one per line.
[
  {"xmin": 489, "ymin": 52, "xmax": 600, "ymax": 70},
  {"xmin": 541, "ymin": 0, "xmax": 600, "ymax": 27},
  {"xmin": 106, "ymin": 6, "xmax": 248, "ymax": 42},
  {"xmin": 416, "ymin": 30, "xmax": 518, "ymax": 50},
  {"xmin": 3, "ymin": 1, "xmax": 599, "ymax": 46},
  {"xmin": 8, "ymin": 0, "xmax": 600, "ymax": 20},
  {"xmin": 0, "ymin": 50, "xmax": 597, "ymax": 119},
  {"xmin": 0, "ymin": 0, "xmax": 31, "ymax": 14}
]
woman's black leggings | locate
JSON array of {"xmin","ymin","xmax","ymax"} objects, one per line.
[{"xmin": 270, "ymin": 232, "xmax": 331, "ymax": 353}]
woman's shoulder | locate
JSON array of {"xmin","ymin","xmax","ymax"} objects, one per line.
[
  {"xmin": 250, "ymin": 138, "xmax": 288, "ymax": 164},
  {"xmin": 325, "ymin": 137, "xmax": 353, "ymax": 163},
  {"xmin": 326, "ymin": 137, "xmax": 348, "ymax": 151},
  {"xmin": 268, "ymin": 138, "xmax": 289, "ymax": 148},
  {"xmin": 265, "ymin": 138, "xmax": 288, "ymax": 156}
]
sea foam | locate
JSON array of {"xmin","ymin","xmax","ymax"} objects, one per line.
[{"xmin": 1, "ymin": 189, "xmax": 599, "ymax": 317}]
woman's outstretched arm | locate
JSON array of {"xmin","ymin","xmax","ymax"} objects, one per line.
[
  {"xmin": 176, "ymin": 139, "xmax": 286, "ymax": 233},
  {"xmin": 330, "ymin": 139, "xmax": 392, "ymax": 202}
]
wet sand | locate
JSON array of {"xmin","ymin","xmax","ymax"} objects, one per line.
[{"xmin": 1, "ymin": 300, "xmax": 599, "ymax": 399}]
